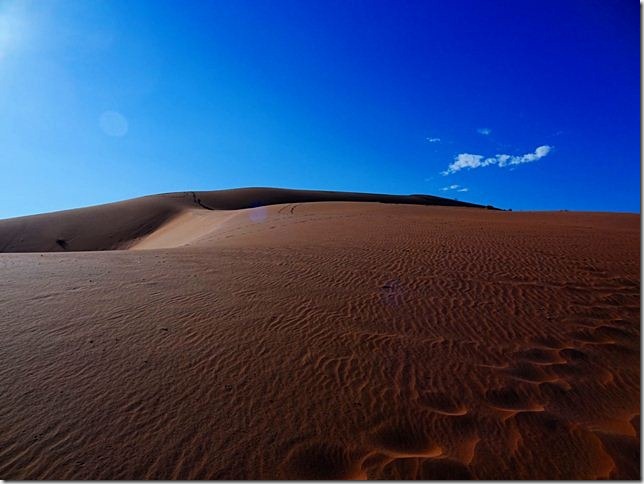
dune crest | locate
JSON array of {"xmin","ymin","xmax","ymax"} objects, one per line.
[{"xmin": 0, "ymin": 188, "xmax": 488, "ymax": 253}]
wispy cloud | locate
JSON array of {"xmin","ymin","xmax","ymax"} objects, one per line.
[
  {"xmin": 441, "ymin": 184, "xmax": 469, "ymax": 192},
  {"xmin": 441, "ymin": 184, "xmax": 460, "ymax": 191},
  {"xmin": 426, "ymin": 137, "xmax": 441, "ymax": 143},
  {"xmin": 442, "ymin": 145, "xmax": 552, "ymax": 175},
  {"xmin": 477, "ymin": 128, "xmax": 491, "ymax": 136}
]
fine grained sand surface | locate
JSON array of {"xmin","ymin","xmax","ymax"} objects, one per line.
[{"xmin": 0, "ymin": 189, "xmax": 639, "ymax": 479}]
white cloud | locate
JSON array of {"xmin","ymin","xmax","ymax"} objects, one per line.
[
  {"xmin": 441, "ymin": 184, "xmax": 460, "ymax": 191},
  {"xmin": 512, "ymin": 145, "xmax": 551, "ymax": 164},
  {"xmin": 477, "ymin": 128, "xmax": 491, "ymax": 135},
  {"xmin": 496, "ymin": 154, "xmax": 511, "ymax": 167},
  {"xmin": 441, "ymin": 184, "xmax": 470, "ymax": 192},
  {"xmin": 426, "ymin": 137, "xmax": 441, "ymax": 143},
  {"xmin": 442, "ymin": 145, "xmax": 552, "ymax": 175},
  {"xmin": 441, "ymin": 154, "xmax": 484, "ymax": 175}
]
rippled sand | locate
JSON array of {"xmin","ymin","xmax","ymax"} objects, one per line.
[{"xmin": 0, "ymin": 190, "xmax": 639, "ymax": 479}]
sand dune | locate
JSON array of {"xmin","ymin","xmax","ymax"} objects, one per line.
[
  {"xmin": 0, "ymin": 187, "xmax": 486, "ymax": 253},
  {"xmin": 0, "ymin": 189, "xmax": 639, "ymax": 479}
]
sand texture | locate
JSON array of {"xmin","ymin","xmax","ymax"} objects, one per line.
[{"xmin": 0, "ymin": 189, "xmax": 639, "ymax": 479}]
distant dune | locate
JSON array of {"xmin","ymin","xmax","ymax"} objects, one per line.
[
  {"xmin": 0, "ymin": 189, "xmax": 639, "ymax": 479},
  {"xmin": 0, "ymin": 188, "xmax": 488, "ymax": 253}
]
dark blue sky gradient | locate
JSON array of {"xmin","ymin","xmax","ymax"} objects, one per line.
[{"xmin": 0, "ymin": 0, "xmax": 639, "ymax": 217}]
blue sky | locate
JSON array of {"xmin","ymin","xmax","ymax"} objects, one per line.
[{"xmin": 0, "ymin": 0, "xmax": 639, "ymax": 218}]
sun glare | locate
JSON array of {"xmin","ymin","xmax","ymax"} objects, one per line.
[{"xmin": 0, "ymin": 2, "xmax": 26, "ymax": 59}]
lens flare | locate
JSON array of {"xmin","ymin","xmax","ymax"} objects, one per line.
[{"xmin": 99, "ymin": 111, "xmax": 128, "ymax": 137}]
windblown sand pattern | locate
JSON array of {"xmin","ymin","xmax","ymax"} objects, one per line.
[{"xmin": 0, "ymin": 189, "xmax": 639, "ymax": 479}]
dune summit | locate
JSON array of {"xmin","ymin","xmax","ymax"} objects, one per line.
[
  {"xmin": 0, "ymin": 188, "xmax": 639, "ymax": 479},
  {"xmin": 0, "ymin": 188, "xmax": 488, "ymax": 253}
]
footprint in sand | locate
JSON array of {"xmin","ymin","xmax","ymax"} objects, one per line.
[
  {"xmin": 593, "ymin": 325, "xmax": 634, "ymax": 342},
  {"xmin": 485, "ymin": 386, "xmax": 544, "ymax": 413},
  {"xmin": 504, "ymin": 361, "xmax": 556, "ymax": 384},
  {"xmin": 369, "ymin": 415, "xmax": 442, "ymax": 458},
  {"xmin": 417, "ymin": 458, "xmax": 473, "ymax": 479},
  {"xmin": 513, "ymin": 347, "xmax": 564, "ymax": 365},
  {"xmin": 376, "ymin": 455, "xmax": 472, "ymax": 480},
  {"xmin": 280, "ymin": 441, "xmax": 363, "ymax": 480},
  {"xmin": 529, "ymin": 334, "xmax": 564, "ymax": 349},
  {"xmin": 418, "ymin": 392, "xmax": 468, "ymax": 416},
  {"xmin": 558, "ymin": 348, "xmax": 589, "ymax": 362}
]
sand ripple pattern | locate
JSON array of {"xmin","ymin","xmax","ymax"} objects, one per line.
[{"xmin": 0, "ymin": 204, "xmax": 639, "ymax": 479}]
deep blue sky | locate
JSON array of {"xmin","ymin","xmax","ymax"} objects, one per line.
[{"xmin": 0, "ymin": 0, "xmax": 639, "ymax": 218}]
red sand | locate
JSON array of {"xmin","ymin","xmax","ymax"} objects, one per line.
[{"xmin": 0, "ymin": 189, "xmax": 639, "ymax": 479}]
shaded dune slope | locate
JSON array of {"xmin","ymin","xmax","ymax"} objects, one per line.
[{"xmin": 0, "ymin": 188, "xmax": 487, "ymax": 253}]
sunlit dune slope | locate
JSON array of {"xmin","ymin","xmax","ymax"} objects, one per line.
[
  {"xmin": 0, "ymin": 190, "xmax": 639, "ymax": 479},
  {"xmin": 0, "ymin": 187, "xmax": 487, "ymax": 253}
]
